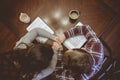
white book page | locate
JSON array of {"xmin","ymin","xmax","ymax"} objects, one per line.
[
  {"xmin": 63, "ymin": 22, "xmax": 87, "ymax": 49},
  {"xmin": 26, "ymin": 17, "xmax": 54, "ymax": 43},
  {"xmin": 26, "ymin": 17, "xmax": 54, "ymax": 34},
  {"xmin": 26, "ymin": 19, "xmax": 87, "ymax": 49}
]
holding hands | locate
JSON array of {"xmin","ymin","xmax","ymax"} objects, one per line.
[
  {"xmin": 52, "ymin": 34, "xmax": 66, "ymax": 51},
  {"xmin": 54, "ymin": 34, "xmax": 66, "ymax": 43}
]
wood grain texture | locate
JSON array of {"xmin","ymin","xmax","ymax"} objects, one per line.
[{"xmin": 0, "ymin": 0, "xmax": 120, "ymax": 79}]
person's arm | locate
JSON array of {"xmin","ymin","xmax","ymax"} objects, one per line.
[
  {"xmin": 63, "ymin": 25, "xmax": 103, "ymax": 54},
  {"xmin": 63, "ymin": 25, "xmax": 104, "ymax": 79},
  {"xmin": 58, "ymin": 25, "xmax": 104, "ymax": 63},
  {"xmin": 15, "ymin": 28, "xmax": 55, "ymax": 48},
  {"xmin": 32, "ymin": 50, "xmax": 58, "ymax": 80},
  {"xmin": 56, "ymin": 25, "xmax": 98, "ymax": 43},
  {"xmin": 63, "ymin": 25, "xmax": 97, "ymax": 41},
  {"xmin": 31, "ymin": 40, "xmax": 62, "ymax": 80}
]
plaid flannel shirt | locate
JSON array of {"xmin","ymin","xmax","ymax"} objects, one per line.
[{"xmin": 53, "ymin": 25, "xmax": 104, "ymax": 80}]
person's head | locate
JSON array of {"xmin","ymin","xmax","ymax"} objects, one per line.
[
  {"xmin": 62, "ymin": 49, "xmax": 93, "ymax": 73},
  {"xmin": 23, "ymin": 43, "xmax": 54, "ymax": 72},
  {"xmin": 0, "ymin": 43, "xmax": 54, "ymax": 79}
]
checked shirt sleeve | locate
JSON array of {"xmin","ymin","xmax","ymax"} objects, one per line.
[{"xmin": 64, "ymin": 25, "xmax": 104, "ymax": 79}]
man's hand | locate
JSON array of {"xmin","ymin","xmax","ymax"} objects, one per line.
[{"xmin": 54, "ymin": 34, "xmax": 66, "ymax": 44}]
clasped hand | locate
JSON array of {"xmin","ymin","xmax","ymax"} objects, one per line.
[{"xmin": 52, "ymin": 34, "xmax": 66, "ymax": 51}]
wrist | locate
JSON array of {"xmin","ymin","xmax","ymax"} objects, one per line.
[{"xmin": 61, "ymin": 34, "xmax": 66, "ymax": 43}]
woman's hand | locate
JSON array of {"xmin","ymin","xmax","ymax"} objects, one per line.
[{"xmin": 52, "ymin": 42, "xmax": 63, "ymax": 51}]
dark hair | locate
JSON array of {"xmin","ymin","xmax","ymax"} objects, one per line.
[
  {"xmin": 62, "ymin": 49, "xmax": 93, "ymax": 74},
  {"xmin": 0, "ymin": 43, "xmax": 54, "ymax": 80}
]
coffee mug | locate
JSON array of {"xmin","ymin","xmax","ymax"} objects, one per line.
[
  {"xmin": 69, "ymin": 10, "xmax": 80, "ymax": 20},
  {"xmin": 19, "ymin": 13, "xmax": 30, "ymax": 23}
]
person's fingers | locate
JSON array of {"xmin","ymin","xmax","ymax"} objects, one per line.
[
  {"xmin": 52, "ymin": 42, "xmax": 63, "ymax": 51},
  {"xmin": 54, "ymin": 37, "xmax": 61, "ymax": 44},
  {"xmin": 54, "ymin": 37, "xmax": 60, "ymax": 42},
  {"xmin": 52, "ymin": 42, "xmax": 58, "ymax": 50},
  {"xmin": 58, "ymin": 34, "xmax": 66, "ymax": 43},
  {"xmin": 58, "ymin": 45, "xmax": 63, "ymax": 51}
]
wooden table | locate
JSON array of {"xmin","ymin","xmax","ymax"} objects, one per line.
[
  {"xmin": 0, "ymin": 0, "xmax": 116, "ymax": 38},
  {"xmin": 0, "ymin": 0, "xmax": 120, "ymax": 79}
]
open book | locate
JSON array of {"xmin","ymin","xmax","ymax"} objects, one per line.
[
  {"xmin": 27, "ymin": 17, "xmax": 54, "ymax": 43},
  {"xmin": 27, "ymin": 17, "xmax": 87, "ymax": 49},
  {"xmin": 27, "ymin": 17, "xmax": 54, "ymax": 34},
  {"xmin": 63, "ymin": 22, "xmax": 87, "ymax": 49}
]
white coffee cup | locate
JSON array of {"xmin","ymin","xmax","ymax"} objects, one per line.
[
  {"xmin": 19, "ymin": 13, "xmax": 30, "ymax": 23},
  {"xmin": 69, "ymin": 10, "xmax": 80, "ymax": 20}
]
